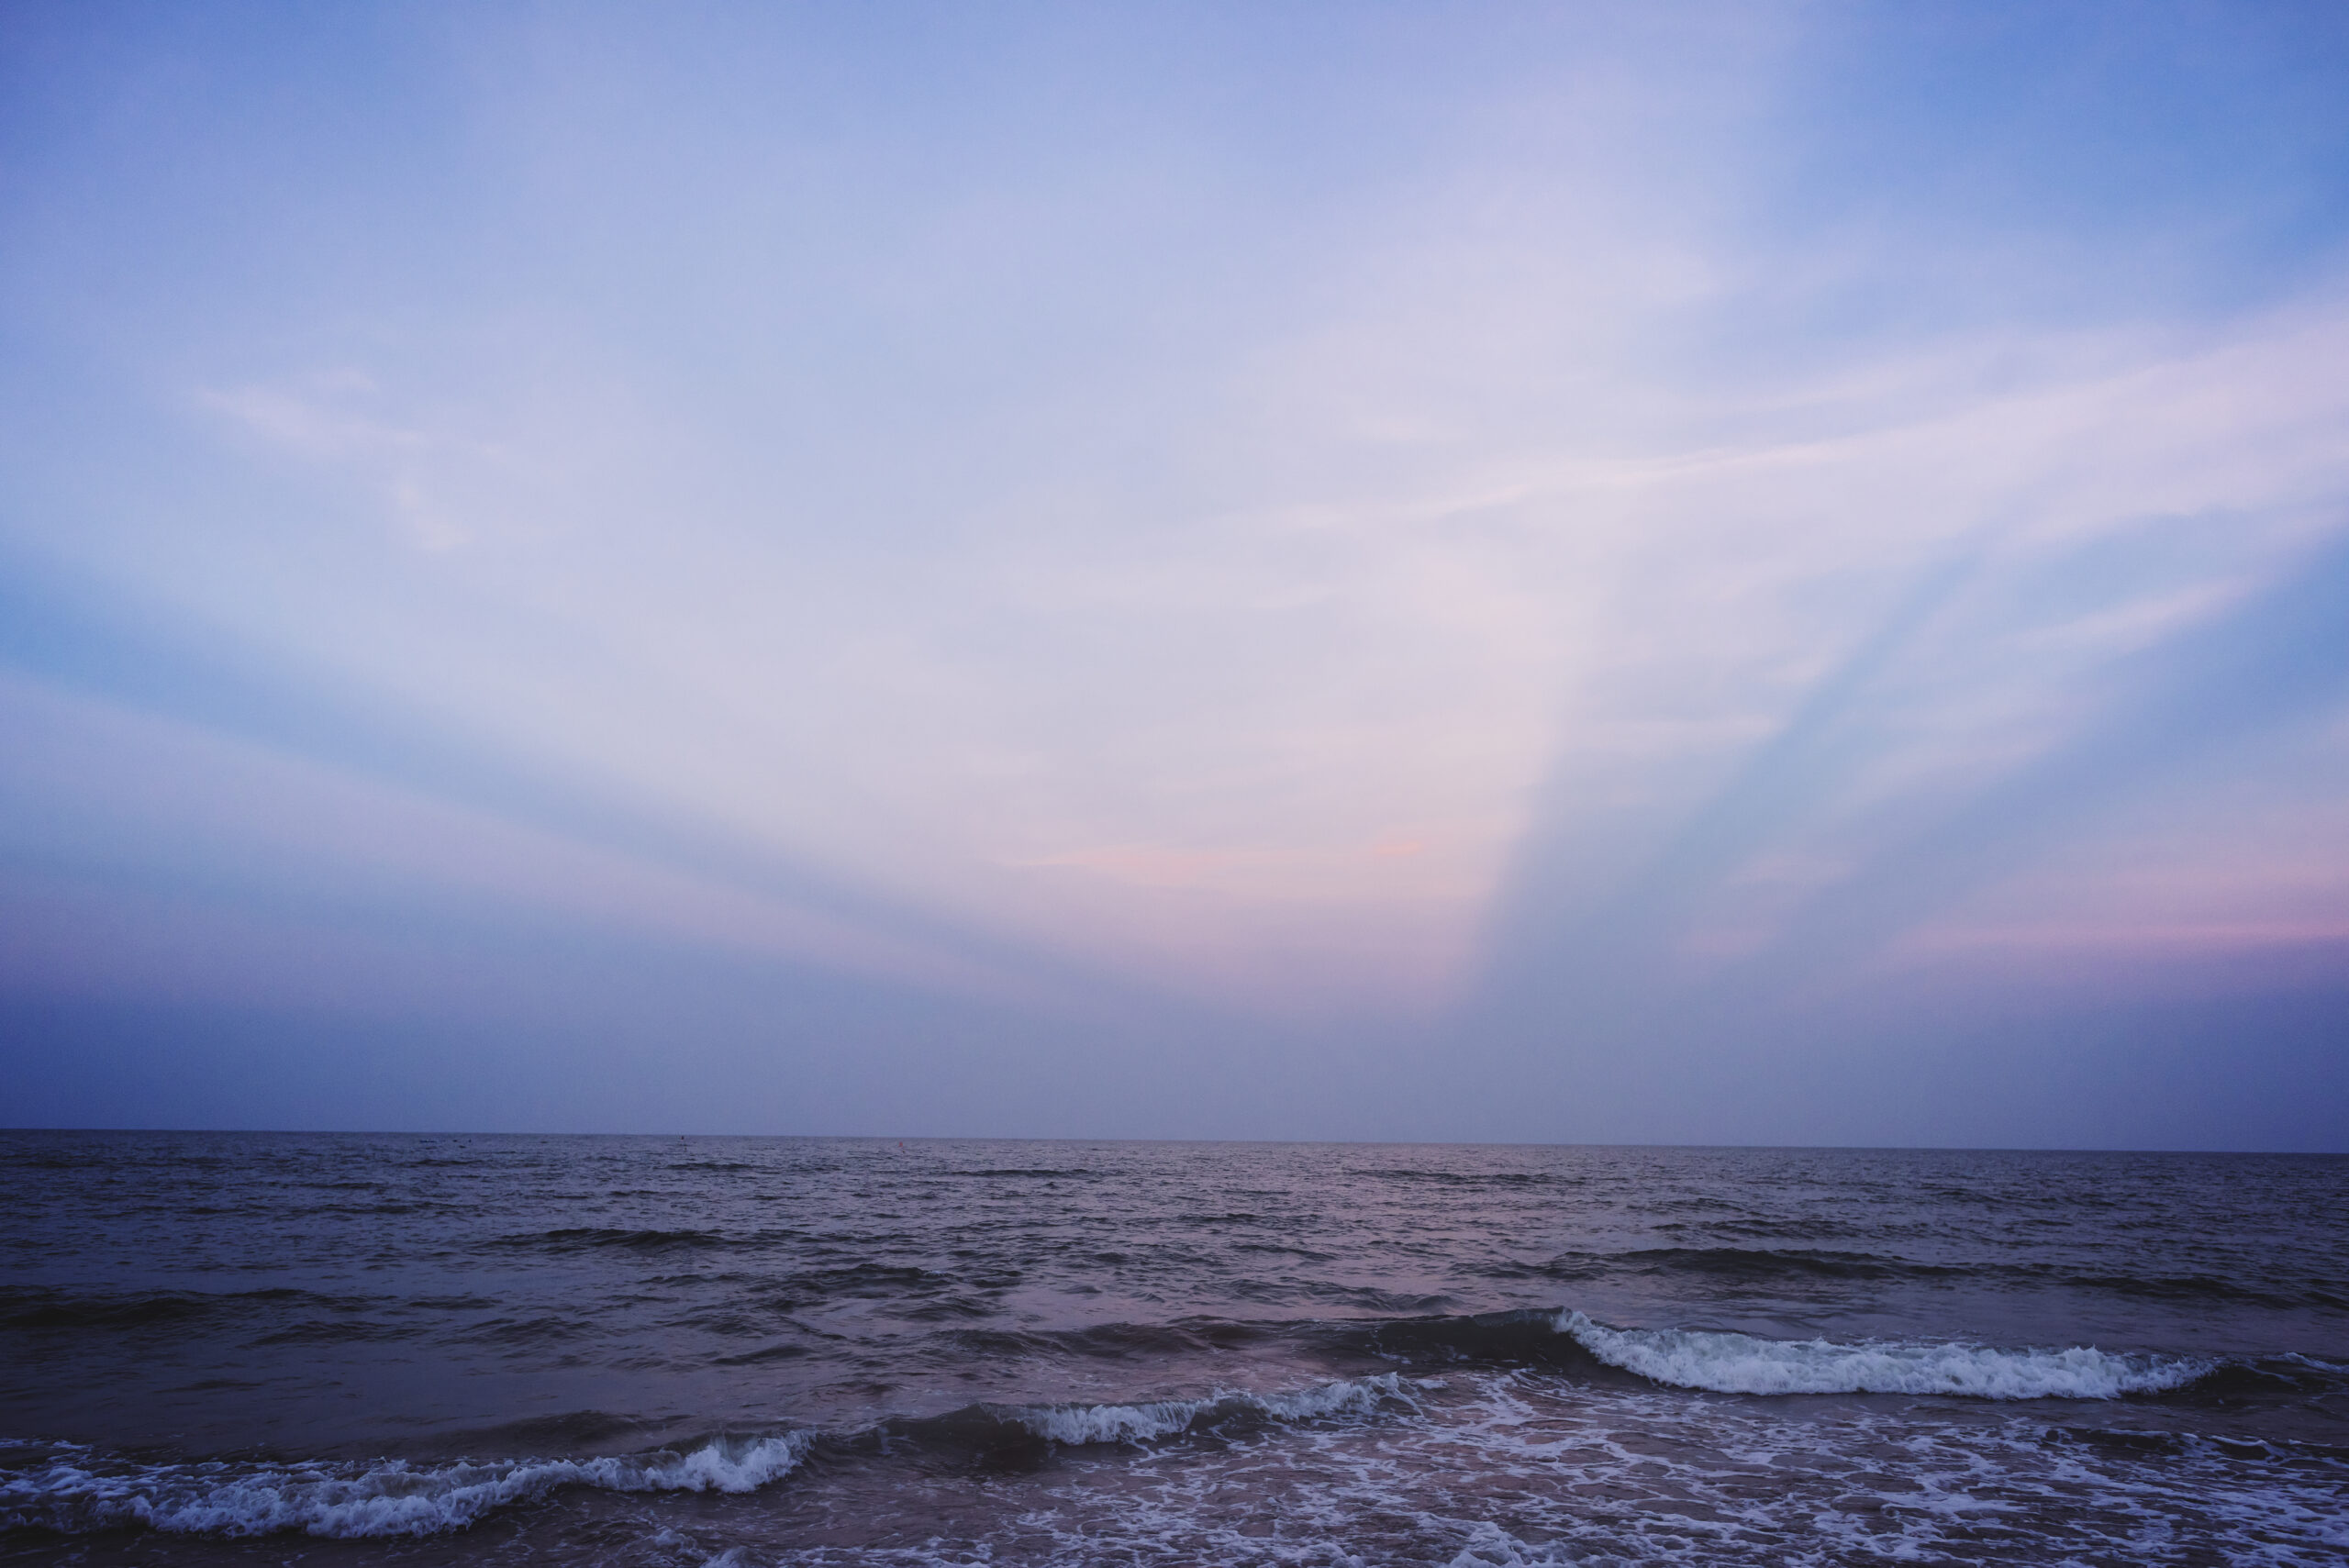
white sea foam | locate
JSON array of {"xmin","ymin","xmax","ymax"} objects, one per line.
[
  {"xmin": 1020, "ymin": 1373, "xmax": 1417, "ymax": 1445},
  {"xmin": 0, "ymin": 1378, "xmax": 1419, "ymax": 1539},
  {"xmin": 1554, "ymin": 1310, "xmax": 2210, "ymax": 1398},
  {"xmin": 0, "ymin": 1431, "xmax": 810, "ymax": 1539}
]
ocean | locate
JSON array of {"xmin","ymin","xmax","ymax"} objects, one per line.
[{"xmin": 2, "ymin": 1132, "xmax": 2343, "ymax": 1565}]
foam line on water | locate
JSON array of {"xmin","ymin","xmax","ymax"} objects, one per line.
[
  {"xmin": 1554, "ymin": 1310, "xmax": 2211, "ymax": 1398},
  {"xmin": 0, "ymin": 1432, "xmax": 810, "ymax": 1540}
]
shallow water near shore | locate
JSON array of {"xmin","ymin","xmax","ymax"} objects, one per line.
[{"xmin": 4, "ymin": 1133, "xmax": 2344, "ymax": 1564}]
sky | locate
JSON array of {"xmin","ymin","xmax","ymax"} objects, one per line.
[{"xmin": 3, "ymin": 1, "xmax": 2347, "ymax": 1148}]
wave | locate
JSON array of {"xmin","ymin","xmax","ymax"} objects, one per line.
[
  {"xmin": 0, "ymin": 1286, "xmax": 378, "ymax": 1333},
  {"xmin": 1012, "ymin": 1372, "xmax": 1416, "ymax": 1446},
  {"xmin": 939, "ymin": 1307, "xmax": 2308, "ymax": 1406},
  {"xmin": 6, "ymin": 1307, "xmax": 2327, "ymax": 1542},
  {"xmin": 1531, "ymin": 1247, "xmax": 1941, "ymax": 1284},
  {"xmin": 1343, "ymin": 1168, "xmax": 1564, "ymax": 1187},
  {"xmin": 0, "ymin": 1433, "xmax": 810, "ymax": 1540},
  {"xmin": 1497, "ymin": 1248, "xmax": 2343, "ymax": 1308},
  {"xmin": 2056, "ymin": 1271, "xmax": 2344, "ymax": 1310},
  {"xmin": 1553, "ymin": 1310, "xmax": 2211, "ymax": 1398},
  {"xmin": 852, "ymin": 1372, "xmax": 1424, "ymax": 1472},
  {"xmin": 495, "ymin": 1227, "xmax": 729, "ymax": 1253},
  {"xmin": 0, "ymin": 1375, "xmax": 1420, "ymax": 1539}
]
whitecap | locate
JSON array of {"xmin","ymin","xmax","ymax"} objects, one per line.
[
  {"xmin": 1555, "ymin": 1310, "xmax": 2210, "ymax": 1398},
  {"xmin": 1019, "ymin": 1372, "xmax": 1418, "ymax": 1445},
  {"xmin": 0, "ymin": 1431, "xmax": 810, "ymax": 1540}
]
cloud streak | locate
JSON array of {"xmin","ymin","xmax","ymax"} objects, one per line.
[{"xmin": 3, "ymin": 2, "xmax": 2346, "ymax": 1142}]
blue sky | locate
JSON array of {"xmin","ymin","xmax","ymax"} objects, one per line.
[{"xmin": 4, "ymin": 2, "xmax": 2347, "ymax": 1146}]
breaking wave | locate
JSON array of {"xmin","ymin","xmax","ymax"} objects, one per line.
[
  {"xmin": 1554, "ymin": 1310, "xmax": 2212, "ymax": 1398},
  {"xmin": 1015, "ymin": 1372, "xmax": 1418, "ymax": 1445},
  {"xmin": 0, "ymin": 1432, "xmax": 811, "ymax": 1540},
  {"xmin": 0, "ymin": 1375, "xmax": 1421, "ymax": 1540}
]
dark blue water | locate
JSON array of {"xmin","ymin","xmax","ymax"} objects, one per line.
[{"xmin": 3, "ymin": 1133, "xmax": 2344, "ymax": 1563}]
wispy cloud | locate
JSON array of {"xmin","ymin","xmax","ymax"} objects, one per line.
[{"xmin": 4, "ymin": 2, "xmax": 2346, "ymax": 1139}]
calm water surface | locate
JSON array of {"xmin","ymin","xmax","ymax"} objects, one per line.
[{"xmin": 3, "ymin": 1134, "xmax": 2344, "ymax": 1564}]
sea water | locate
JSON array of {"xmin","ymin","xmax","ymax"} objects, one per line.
[{"xmin": 2, "ymin": 1133, "xmax": 2343, "ymax": 1564}]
